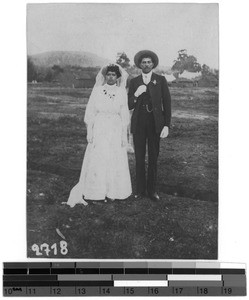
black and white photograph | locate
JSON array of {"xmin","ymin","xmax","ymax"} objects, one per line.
[{"xmin": 26, "ymin": 3, "xmax": 219, "ymax": 259}]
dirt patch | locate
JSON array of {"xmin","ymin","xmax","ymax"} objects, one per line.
[{"xmin": 173, "ymin": 110, "xmax": 218, "ymax": 121}]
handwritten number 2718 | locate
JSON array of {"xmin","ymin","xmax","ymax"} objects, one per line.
[{"xmin": 31, "ymin": 241, "xmax": 68, "ymax": 256}]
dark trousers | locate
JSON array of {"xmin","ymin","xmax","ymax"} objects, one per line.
[{"xmin": 133, "ymin": 106, "xmax": 160, "ymax": 195}]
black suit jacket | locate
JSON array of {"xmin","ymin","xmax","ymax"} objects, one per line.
[{"xmin": 128, "ymin": 72, "xmax": 171, "ymax": 134}]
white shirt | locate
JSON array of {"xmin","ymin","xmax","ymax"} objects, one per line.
[{"xmin": 142, "ymin": 71, "xmax": 153, "ymax": 85}]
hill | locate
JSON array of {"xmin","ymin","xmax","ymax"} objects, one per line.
[{"xmin": 30, "ymin": 51, "xmax": 110, "ymax": 68}]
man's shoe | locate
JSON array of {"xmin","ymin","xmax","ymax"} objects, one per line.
[{"xmin": 148, "ymin": 192, "xmax": 160, "ymax": 202}]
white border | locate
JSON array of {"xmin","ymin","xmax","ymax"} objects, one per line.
[{"xmin": 1, "ymin": 0, "xmax": 249, "ymax": 298}]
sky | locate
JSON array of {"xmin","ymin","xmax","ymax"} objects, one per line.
[{"xmin": 27, "ymin": 3, "xmax": 218, "ymax": 69}]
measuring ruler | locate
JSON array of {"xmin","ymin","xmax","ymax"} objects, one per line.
[{"xmin": 3, "ymin": 262, "xmax": 246, "ymax": 296}]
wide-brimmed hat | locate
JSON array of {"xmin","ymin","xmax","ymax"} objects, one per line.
[{"xmin": 134, "ymin": 50, "xmax": 159, "ymax": 69}]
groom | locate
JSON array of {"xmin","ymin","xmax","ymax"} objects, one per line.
[{"xmin": 128, "ymin": 50, "xmax": 171, "ymax": 201}]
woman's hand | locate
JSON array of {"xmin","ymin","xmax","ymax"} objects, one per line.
[
  {"xmin": 87, "ymin": 128, "xmax": 93, "ymax": 143},
  {"xmin": 121, "ymin": 130, "xmax": 128, "ymax": 147},
  {"xmin": 122, "ymin": 138, "xmax": 127, "ymax": 147}
]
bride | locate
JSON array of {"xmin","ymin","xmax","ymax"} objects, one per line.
[{"xmin": 67, "ymin": 63, "xmax": 132, "ymax": 207}]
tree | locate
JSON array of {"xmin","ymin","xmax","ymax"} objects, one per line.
[
  {"xmin": 201, "ymin": 64, "xmax": 211, "ymax": 76},
  {"xmin": 116, "ymin": 52, "xmax": 130, "ymax": 69},
  {"xmin": 52, "ymin": 64, "xmax": 64, "ymax": 74},
  {"xmin": 200, "ymin": 65, "xmax": 219, "ymax": 86},
  {"xmin": 35, "ymin": 66, "xmax": 50, "ymax": 82},
  {"xmin": 213, "ymin": 69, "xmax": 219, "ymax": 80},
  {"xmin": 172, "ymin": 49, "xmax": 201, "ymax": 75},
  {"xmin": 44, "ymin": 69, "xmax": 53, "ymax": 82},
  {"xmin": 27, "ymin": 57, "xmax": 37, "ymax": 82}
]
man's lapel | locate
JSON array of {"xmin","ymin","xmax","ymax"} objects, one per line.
[
  {"xmin": 150, "ymin": 72, "xmax": 157, "ymax": 85},
  {"xmin": 136, "ymin": 74, "xmax": 143, "ymax": 86},
  {"xmin": 148, "ymin": 72, "xmax": 157, "ymax": 99}
]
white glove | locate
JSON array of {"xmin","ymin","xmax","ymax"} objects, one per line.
[
  {"xmin": 160, "ymin": 126, "xmax": 169, "ymax": 138},
  {"xmin": 134, "ymin": 85, "xmax": 147, "ymax": 97}
]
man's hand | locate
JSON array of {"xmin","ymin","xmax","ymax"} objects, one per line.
[
  {"xmin": 134, "ymin": 85, "xmax": 147, "ymax": 97},
  {"xmin": 160, "ymin": 126, "xmax": 169, "ymax": 138}
]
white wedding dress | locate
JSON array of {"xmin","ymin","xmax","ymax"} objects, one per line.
[{"xmin": 67, "ymin": 83, "xmax": 132, "ymax": 207}]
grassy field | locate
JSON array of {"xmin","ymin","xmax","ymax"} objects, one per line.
[{"xmin": 27, "ymin": 84, "xmax": 218, "ymax": 259}]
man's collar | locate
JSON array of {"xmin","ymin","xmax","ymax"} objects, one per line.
[{"xmin": 142, "ymin": 70, "xmax": 153, "ymax": 78}]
